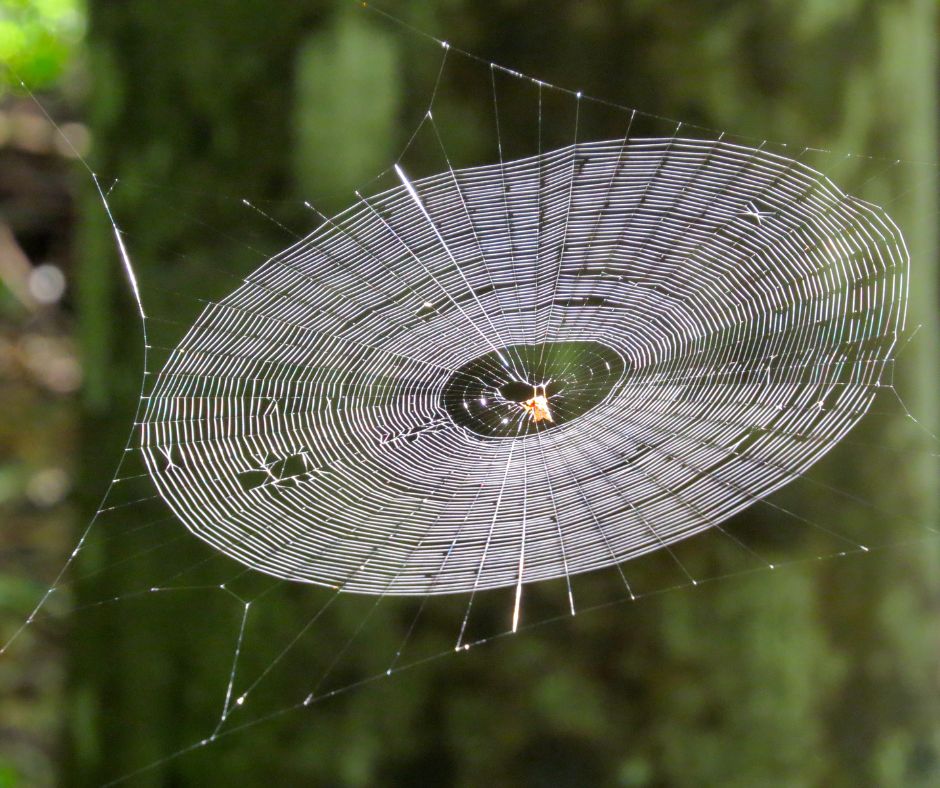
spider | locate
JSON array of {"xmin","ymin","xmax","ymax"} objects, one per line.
[{"xmin": 521, "ymin": 386, "xmax": 554, "ymax": 423}]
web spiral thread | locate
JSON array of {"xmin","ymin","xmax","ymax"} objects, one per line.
[{"xmin": 140, "ymin": 137, "xmax": 908, "ymax": 596}]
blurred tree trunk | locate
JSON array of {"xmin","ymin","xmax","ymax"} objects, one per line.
[{"xmin": 69, "ymin": 2, "xmax": 313, "ymax": 784}]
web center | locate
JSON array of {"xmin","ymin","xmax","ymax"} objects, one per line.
[{"xmin": 441, "ymin": 341, "xmax": 626, "ymax": 438}]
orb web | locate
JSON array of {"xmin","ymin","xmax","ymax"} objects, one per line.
[{"xmin": 139, "ymin": 137, "xmax": 908, "ymax": 597}]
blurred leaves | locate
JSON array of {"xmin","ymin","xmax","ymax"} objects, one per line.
[{"xmin": 0, "ymin": 0, "xmax": 85, "ymax": 93}]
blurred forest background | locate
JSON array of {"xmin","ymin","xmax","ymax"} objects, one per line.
[{"xmin": 1, "ymin": 0, "xmax": 938, "ymax": 785}]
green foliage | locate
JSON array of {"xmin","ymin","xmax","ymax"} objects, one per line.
[
  {"xmin": 652, "ymin": 564, "xmax": 842, "ymax": 786},
  {"xmin": 0, "ymin": 0, "xmax": 85, "ymax": 92}
]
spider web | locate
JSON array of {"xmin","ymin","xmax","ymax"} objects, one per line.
[
  {"xmin": 2, "ymin": 6, "xmax": 938, "ymax": 784},
  {"xmin": 142, "ymin": 136, "xmax": 907, "ymax": 607}
]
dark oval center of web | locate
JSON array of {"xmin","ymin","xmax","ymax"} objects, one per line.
[{"xmin": 442, "ymin": 341, "xmax": 627, "ymax": 438}]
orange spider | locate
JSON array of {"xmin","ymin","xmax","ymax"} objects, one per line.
[{"xmin": 521, "ymin": 387, "xmax": 554, "ymax": 423}]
